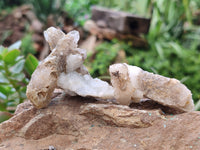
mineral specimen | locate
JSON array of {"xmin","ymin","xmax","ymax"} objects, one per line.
[
  {"xmin": 109, "ymin": 63, "xmax": 194, "ymax": 112},
  {"xmin": 26, "ymin": 27, "xmax": 194, "ymax": 112},
  {"xmin": 26, "ymin": 27, "xmax": 114, "ymax": 109}
]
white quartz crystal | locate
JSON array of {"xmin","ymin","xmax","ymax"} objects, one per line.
[
  {"xmin": 58, "ymin": 72, "xmax": 114, "ymax": 99},
  {"xmin": 43, "ymin": 27, "xmax": 65, "ymax": 50},
  {"xmin": 66, "ymin": 54, "xmax": 83, "ymax": 72},
  {"xmin": 67, "ymin": 30, "xmax": 80, "ymax": 44}
]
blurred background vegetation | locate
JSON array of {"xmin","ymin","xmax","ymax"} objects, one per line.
[{"xmin": 0, "ymin": 0, "xmax": 200, "ymax": 122}]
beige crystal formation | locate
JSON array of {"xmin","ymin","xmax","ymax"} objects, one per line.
[
  {"xmin": 26, "ymin": 27, "xmax": 114, "ymax": 109},
  {"xmin": 109, "ymin": 63, "xmax": 194, "ymax": 112},
  {"xmin": 27, "ymin": 26, "xmax": 194, "ymax": 112}
]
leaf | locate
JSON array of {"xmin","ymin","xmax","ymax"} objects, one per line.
[
  {"xmin": 0, "ymin": 72, "xmax": 9, "ymax": 84},
  {"xmin": 0, "ymin": 61, "xmax": 4, "ymax": 70},
  {"xmin": 3, "ymin": 49, "xmax": 20, "ymax": 65},
  {"xmin": 0, "ymin": 85, "xmax": 10, "ymax": 97},
  {"xmin": 0, "ymin": 103, "xmax": 7, "ymax": 111},
  {"xmin": 0, "ymin": 46, "xmax": 4, "ymax": 55},
  {"xmin": 9, "ymin": 59, "xmax": 25, "ymax": 74},
  {"xmin": 21, "ymin": 34, "xmax": 36, "ymax": 56},
  {"xmin": 7, "ymin": 100, "xmax": 17, "ymax": 107},
  {"xmin": 0, "ymin": 85, "xmax": 14, "ymax": 102},
  {"xmin": 7, "ymin": 93, "xmax": 18, "ymax": 102},
  {"xmin": 0, "ymin": 47, "xmax": 8, "ymax": 56},
  {"xmin": 8, "ymin": 40, "xmax": 22, "ymax": 51},
  {"xmin": 169, "ymin": 42, "xmax": 183, "ymax": 57},
  {"xmin": 25, "ymin": 54, "xmax": 38, "ymax": 75},
  {"xmin": 195, "ymin": 100, "xmax": 200, "ymax": 111},
  {"xmin": 167, "ymin": 1, "xmax": 176, "ymax": 24},
  {"xmin": 0, "ymin": 92, "xmax": 7, "ymax": 100},
  {"xmin": 155, "ymin": 42, "xmax": 164, "ymax": 60},
  {"xmin": 10, "ymin": 73, "xmax": 25, "ymax": 82}
]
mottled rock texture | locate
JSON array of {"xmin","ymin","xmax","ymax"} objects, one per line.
[{"xmin": 0, "ymin": 95, "xmax": 200, "ymax": 150}]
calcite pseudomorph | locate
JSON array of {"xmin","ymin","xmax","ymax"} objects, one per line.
[{"xmin": 26, "ymin": 27, "xmax": 194, "ymax": 112}]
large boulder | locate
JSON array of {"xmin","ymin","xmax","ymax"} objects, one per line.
[{"xmin": 0, "ymin": 94, "xmax": 200, "ymax": 150}]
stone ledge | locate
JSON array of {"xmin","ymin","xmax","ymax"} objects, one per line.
[{"xmin": 0, "ymin": 95, "xmax": 200, "ymax": 150}]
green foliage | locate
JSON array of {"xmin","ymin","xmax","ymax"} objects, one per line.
[
  {"xmin": 86, "ymin": 40, "xmax": 120, "ymax": 77},
  {"xmin": 25, "ymin": 54, "xmax": 38, "ymax": 76},
  {"xmin": 64, "ymin": 0, "xmax": 99, "ymax": 26},
  {"xmin": 21, "ymin": 34, "xmax": 36, "ymax": 56},
  {"xmin": 0, "ymin": 42, "xmax": 38, "ymax": 122},
  {"xmin": 28, "ymin": 0, "xmax": 66, "ymax": 24},
  {"xmin": 98, "ymin": 0, "xmax": 151, "ymax": 17},
  {"xmin": 144, "ymin": 0, "xmax": 200, "ymax": 104},
  {"xmin": 195, "ymin": 100, "xmax": 200, "ymax": 111},
  {"xmin": 148, "ymin": 0, "xmax": 187, "ymax": 43},
  {"xmin": 0, "ymin": 0, "xmax": 26, "ymax": 10}
]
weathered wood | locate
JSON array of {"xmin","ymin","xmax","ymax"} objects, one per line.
[{"xmin": 91, "ymin": 6, "xmax": 151, "ymax": 34}]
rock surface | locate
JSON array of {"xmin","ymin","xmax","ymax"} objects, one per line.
[{"xmin": 0, "ymin": 95, "xmax": 200, "ymax": 150}]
